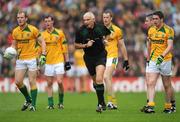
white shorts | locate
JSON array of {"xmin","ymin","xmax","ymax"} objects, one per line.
[
  {"xmin": 75, "ymin": 66, "xmax": 89, "ymax": 77},
  {"xmin": 106, "ymin": 57, "xmax": 118, "ymax": 67},
  {"xmin": 146, "ymin": 60, "xmax": 172, "ymax": 76},
  {"xmin": 16, "ymin": 59, "xmax": 37, "ymax": 71},
  {"xmin": 44, "ymin": 63, "xmax": 65, "ymax": 76},
  {"xmin": 66, "ymin": 65, "xmax": 76, "ymax": 77}
]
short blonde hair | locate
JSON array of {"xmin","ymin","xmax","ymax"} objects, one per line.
[
  {"xmin": 17, "ymin": 10, "xmax": 28, "ymax": 17},
  {"xmin": 83, "ymin": 12, "xmax": 95, "ymax": 19}
]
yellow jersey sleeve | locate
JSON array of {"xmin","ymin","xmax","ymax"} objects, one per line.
[
  {"xmin": 167, "ymin": 27, "xmax": 174, "ymax": 40},
  {"xmin": 59, "ymin": 30, "xmax": 68, "ymax": 53},
  {"xmin": 32, "ymin": 26, "xmax": 40, "ymax": 38}
]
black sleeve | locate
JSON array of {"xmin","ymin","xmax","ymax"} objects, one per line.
[
  {"xmin": 102, "ymin": 25, "xmax": 111, "ymax": 36},
  {"xmin": 75, "ymin": 30, "xmax": 82, "ymax": 43}
]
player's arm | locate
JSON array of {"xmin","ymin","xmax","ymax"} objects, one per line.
[
  {"xmin": 61, "ymin": 31, "xmax": 71, "ymax": 71},
  {"xmin": 146, "ymin": 37, "xmax": 151, "ymax": 61},
  {"xmin": 156, "ymin": 28, "xmax": 174, "ymax": 65},
  {"xmin": 11, "ymin": 30, "xmax": 17, "ymax": 49},
  {"xmin": 62, "ymin": 39, "xmax": 69, "ymax": 62},
  {"xmin": 118, "ymin": 37, "xmax": 129, "ymax": 70},
  {"xmin": 11, "ymin": 40, "xmax": 17, "ymax": 49},
  {"xmin": 162, "ymin": 28, "xmax": 174, "ymax": 57},
  {"xmin": 37, "ymin": 35, "xmax": 46, "ymax": 55},
  {"xmin": 37, "ymin": 34, "xmax": 46, "ymax": 66},
  {"xmin": 118, "ymin": 38, "xmax": 128, "ymax": 61},
  {"xmin": 161, "ymin": 39, "xmax": 173, "ymax": 57}
]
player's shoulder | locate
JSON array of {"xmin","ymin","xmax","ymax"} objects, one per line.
[
  {"xmin": 164, "ymin": 24, "xmax": 174, "ymax": 33},
  {"xmin": 28, "ymin": 24, "xmax": 38, "ymax": 31},
  {"xmin": 148, "ymin": 25, "xmax": 156, "ymax": 33},
  {"xmin": 55, "ymin": 28, "xmax": 65, "ymax": 35},
  {"xmin": 94, "ymin": 23, "xmax": 107, "ymax": 30},
  {"xmin": 12, "ymin": 26, "xmax": 19, "ymax": 32},
  {"xmin": 40, "ymin": 30, "xmax": 46, "ymax": 35},
  {"xmin": 112, "ymin": 24, "xmax": 122, "ymax": 32}
]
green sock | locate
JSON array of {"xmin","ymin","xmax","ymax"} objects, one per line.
[
  {"xmin": 19, "ymin": 85, "xmax": 31, "ymax": 102},
  {"xmin": 48, "ymin": 97, "xmax": 54, "ymax": 106},
  {"xmin": 31, "ymin": 89, "xmax": 37, "ymax": 107},
  {"xmin": 58, "ymin": 93, "xmax": 64, "ymax": 104}
]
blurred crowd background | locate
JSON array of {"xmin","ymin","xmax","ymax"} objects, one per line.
[{"xmin": 0, "ymin": 0, "xmax": 180, "ymax": 78}]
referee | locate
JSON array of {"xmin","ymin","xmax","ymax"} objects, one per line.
[{"xmin": 75, "ymin": 12, "xmax": 111, "ymax": 113}]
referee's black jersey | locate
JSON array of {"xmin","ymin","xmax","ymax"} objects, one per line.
[{"xmin": 75, "ymin": 23, "xmax": 111, "ymax": 56}]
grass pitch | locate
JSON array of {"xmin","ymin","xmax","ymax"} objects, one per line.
[{"xmin": 0, "ymin": 92, "xmax": 179, "ymax": 122}]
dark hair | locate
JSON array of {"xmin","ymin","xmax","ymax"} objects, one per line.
[
  {"xmin": 44, "ymin": 15, "xmax": 54, "ymax": 21},
  {"xmin": 146, "ymin": 13, "xmax": 153, "ymax": 18},
  {"xmin": 153, "ymin": 11, "xmax": 164, "ymax": 19},
  {"xmin": 103, "ymin": 9, "xmax": 113, "ymax": 17}
]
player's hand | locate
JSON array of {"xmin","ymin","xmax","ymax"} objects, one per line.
[
  {"xmin": 103, "ymin": 39, "xmax": 108, "ymax": 46},
  {"xmin": 64, "ymin": 62, "xmax": 71, "ymax": 71},
  {"xmin": 86, "ymin": 40, "xmax": 95, "ymax": 47},
  {"xmin": 39, "ymin": 54, "xmax": 46, "ymax": 66},
  {"xmin": 156, "ymin": 55, "xmax": 164, "ymax": 65},
  {"xmin": 146, "ymin": 60, "xmax": 150, "ymax": 66},
  {"xmin": 123, "ymin": 60, "xmax": 129, "ymax": 71}
]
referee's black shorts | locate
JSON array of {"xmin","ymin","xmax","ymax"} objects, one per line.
[{"xmin": 83, "ymin": 52, "xmax": 107, "ymax": 76}]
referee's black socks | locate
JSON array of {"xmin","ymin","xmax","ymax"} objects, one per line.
[{"xmin": 95, "ymin": 84, "xmax": 105, "ymax": 105}]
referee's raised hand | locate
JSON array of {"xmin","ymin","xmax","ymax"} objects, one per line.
[{"xmin": 86, "ymin": 40, "xmax": 95, "ymax": 47}]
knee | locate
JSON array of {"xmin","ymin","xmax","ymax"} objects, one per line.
[
  {"xmin": 57, "ymin": 82, "xmax": 63, "ymax": 86},
  {"xmin": 57, "ymin": 79, "xmax": 63, "ymax": 84},
  {"xmin": 29, "ymin": 81, "xmax": 37, "ymax": 88},
  {"xmin": 15, "ymin": 81, "xmax": 23, "ymax": 88},
  {"xmin": 47, "ymin": 81, "xmax": 53, "ymax": 87},
  {"xmin": 146, "ymin": 80, "xmax": 155, "ymax": 87},
  {"xmin": 96, "ymin": 76, "xmax": 103, "ymax": 83},
  {"xmin": 104, "ymin": 75, "xmax": 109, "ymax": 82},
  {"xmin": 164, "ymin": 82, "xmax": 172, "ymax": 90}
]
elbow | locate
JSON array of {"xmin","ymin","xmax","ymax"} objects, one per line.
[
  {"xmin": 74, "ymin": 43, "xmax": 81, "ymax": 49},
  {"xmin": 74, "ymin": 44, "xmax": 79, "ymax": 49},
  {"xmin": 170, "ymin": 45, "xmax": 173, "ymax": 52}
]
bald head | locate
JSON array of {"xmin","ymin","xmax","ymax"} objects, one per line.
[{"xmin": 83, "ymin": 12, "xmax": 95, "ymax": 28}]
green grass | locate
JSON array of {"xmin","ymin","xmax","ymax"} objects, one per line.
[{"xmin": 0, "ymin": 92, "xmax": 179, "ymax": 122}]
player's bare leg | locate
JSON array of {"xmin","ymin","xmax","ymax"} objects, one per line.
[
  {"xmin": 104, "ymin": 66, "xmax": 117, "ymax": 109},
  {"xmin": 46, "ymin": 76, "xmax": 54, "ymax": 109},
  {"xmin": 162, "ymin": 75, "xmax": 176, "ymax": 113},
  {"xmin": 15, "ymin": 69, "xmax": 32, "ymax": 111},
  {"xmin": 79, "ymin": 75, "xmax": 87, "ymax": 93},
  {"xmin": 143, "ymin": 73, "xmax": 159, "ymax": 113},
  {"xmin": 28, "ymin": 70, "xmax": 38, "ymax": 111},
  {"xmin": 57, "ymin": 74, "xmax": 64, "ymax": 109}
]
